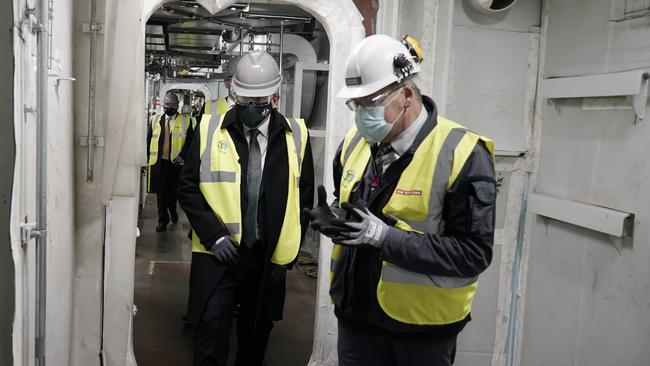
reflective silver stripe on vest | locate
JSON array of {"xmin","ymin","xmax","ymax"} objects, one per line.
[
  {"xmin": 151, "ymin": 133, "xmax": 160, "ymax": 139},
  {"xmin": 199, "ymin": 114, "xmax": 222, "ymax": 182},
  {"xmin": 202, "ymin": 171, "xmax": 236, "ymax": 183},
  {"xmin": 288, "ymin": 118, "xmax": 303, "ymax": 169},
  {"xmin": 382, "ymin": 264, "xmax": 477, "ymax": 289},
  {"xmin": 406, "ymin": 128, "xmax": 466, "ymax": 234},
  {"xmin": 211, "ymin": 100, "xmax": 218, "ymax": 114},
  {"xmin": 224, "ymin": 223, "xmax": 240, "ymax": 234},
  {"xmin": 385, "ymin": 128, "xmax": 476, "ymax": 290},
  {"xmin": 171, "ymin": 116, "xmax": 189, "ymax": 140},
  {"xmin": 342, "ymin": 132, "xmax": 363, "ymax": 167}
]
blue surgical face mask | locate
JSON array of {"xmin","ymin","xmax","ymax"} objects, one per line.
[
  {"xmin": 354, "ymin": 89, "xmax": 405, "ymax": 144},
  {"xmin": 355, "ymin": 106, "xmax": 392, "ymax": 145}
]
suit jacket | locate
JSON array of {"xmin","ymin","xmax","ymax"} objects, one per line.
[{"xmin": 178, "ymin": 107, "xmax": 314, "ymax": 319}]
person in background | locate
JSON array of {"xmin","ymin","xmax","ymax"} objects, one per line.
[
  {"xmin": 305, "ymin": 34, "xmax": 496, "ymax": 366},
  {"xmin": 179, "ymin": 51, "xmax": 314, "ymax": 366},
  {"xmin": 147, "ymin": 91, "xmax": 195, "ymax": 232},
  {"xmin": 203, "ymin": 55, "xmax": 241, "ymax": 116}
]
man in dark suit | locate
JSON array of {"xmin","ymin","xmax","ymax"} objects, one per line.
[
  {"xmin": 147, "ymin": 92, "xmax": 195, "ymax": 232},
  {"xmin": 178, "ymin": 51, "xmax": 314, "ymax": 366}
]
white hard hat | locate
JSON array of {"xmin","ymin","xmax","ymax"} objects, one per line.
[
  {"xmin": 337, "ymin": 34, "xmax": 423, "ymax": 99},
  {"xmin": 163, "ymin": 92, "xmax": 179, "ymax": 105},
  {"xmin": 224, "ymin": 55, "xmax": 241, "ymax": 80},
  {"xmin": 232, "ymin": 51, "xmax": 281, "ymax": 97}
]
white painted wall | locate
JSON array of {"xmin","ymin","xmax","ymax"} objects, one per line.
[
  {"xmin": 446, "ymin": 2, "xmax": 542, "ymax": 365},
  {"xmin": 45, "ymin": 0, "xmax": 76, "ymax": 364},
  {"xmin": 9, "ymin": 0, "xmax": 76, "ymax": 365},
  {"xmin": 520, "ymin": 0, "xmax": 650, "ymax": 365},
  {"xmin": 70, "ymin": 0, "xmax": 108, "ymax": 364}
]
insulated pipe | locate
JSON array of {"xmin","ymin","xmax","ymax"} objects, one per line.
[
  {"xmin": 35, "ymin": 0, "xmax": 51, "ymax": 363},
  {"xmin": 221, "ymin": 28, "xmax": 248, "ymax": 54},
  {"xmin": 86, "ymin": 0, "xmax": 98, "ymax": 182}
]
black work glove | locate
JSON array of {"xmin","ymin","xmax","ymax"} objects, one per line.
[
  {"xmin": 172, "ymin": 156, "xmax": 185, "ymax": 167},
  {"xmin": 302, "ymin": 185, "xmax": 338, "ymax": 232},
  {"xmin": 327, "ymin": 202, "xmax": 392, "ymax": 249},
  {"xmin": 210, "ymin": 236, "xmax": 239, "ymax": 264}
]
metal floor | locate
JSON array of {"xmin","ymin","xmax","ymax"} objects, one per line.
[{"xmin": 133, "ymin": 194, "xmax": 318, "ymax": 365}]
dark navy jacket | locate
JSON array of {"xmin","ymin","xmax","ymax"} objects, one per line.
[{"xmin": 330, "ymin": 96, "xmax": 496, "ymax": 338}]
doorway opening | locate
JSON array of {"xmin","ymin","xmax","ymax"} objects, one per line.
[{"xmin": 134, "ymin": 2, "xmax": 330, "ymax": 364}]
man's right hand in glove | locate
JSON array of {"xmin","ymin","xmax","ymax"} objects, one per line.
[
  {"xmin": 302, "ymin": 185, "xmax": 343, "ymax": 238},
  {"xmin": 210, "ymin": 236, "xmax": 238, "ymax": 264}
]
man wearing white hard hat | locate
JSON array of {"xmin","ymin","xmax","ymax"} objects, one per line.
[
  {"xmin": 147, "ymin": 91, "xmax": 194, "ymax": 232},
  {"xmin": 179, "ymin": 50, "xmax": 314, "ymax": 366},
  {"xmin": 304, "ymin": 34, "xmax": 496, "ymax": 365}
]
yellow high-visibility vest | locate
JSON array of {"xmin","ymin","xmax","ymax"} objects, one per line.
[
  {"xmin": 190, "ymin": 114, "xmax": 308, "ymax": 266},
  {"xmin": 204, "ymin": 98, "xmax": 230, "ymax": 116},
  {"xmin": 333, "ymin": 116, "xmax": 494, "ymax": 326},
  {"xmin": 147, "ymin": 113, "xmax": 192, "ymax": 166}
]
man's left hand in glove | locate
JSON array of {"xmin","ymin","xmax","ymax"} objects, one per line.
[
  {"xmin": 327, "ymin": 202, "xmax": 392, "ymax": 249},
  {"xmin": 172, "ymin": 156, "xmax": 185, "ymax": 167}
]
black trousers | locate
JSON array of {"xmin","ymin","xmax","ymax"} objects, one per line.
[
  {"xmin": 157, "ymin": 159, "xmax": 180, "ymax": 225},
  {"xmin": 193, "ymin": 245, "xmax": 274, "ymax": 366},
  {"xmin": 337, "ymin": 321, "xmax": 457, "ymax": 366}
]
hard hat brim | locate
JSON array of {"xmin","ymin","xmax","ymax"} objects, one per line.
[
  {"xmin": 232, "ymin": 76, "xmax": 281, "ymax": 97},
  {"xmin": 336, "ymin": 75, "xmax": 398, "ymax": 99}
]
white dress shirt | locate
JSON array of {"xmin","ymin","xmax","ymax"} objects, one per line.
[{"xmin": 389, "ymin": 106, "xmax": 428, "ymax": 158}]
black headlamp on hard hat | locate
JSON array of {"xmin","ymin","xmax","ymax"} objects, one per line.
[{"xmin": 393, "ymin": 35, "xmax": 425, "ymax": 81}]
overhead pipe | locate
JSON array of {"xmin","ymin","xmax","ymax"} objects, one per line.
[
  {"xmin": 242, "ymin": 12, "xmax": 311, "ymax": 22},
  {"xmin": 35, "ymin": 0, "xmax": 51, "ymax": 363}
]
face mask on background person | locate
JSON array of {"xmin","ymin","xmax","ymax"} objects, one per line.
[
  {"xmin": 354, "ymin": 89, "xmax": 405, "ymax": 144},
  {"xmin": 164, "ymin": 107, "xmax": 178, "ymax": 116},
  {"xmin": 237, "ymin": 102, "xmax": 272, "ymax": 129}
]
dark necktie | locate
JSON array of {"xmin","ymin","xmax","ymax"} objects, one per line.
[
  {"xmin": 243, "ymin": 129, "xmax": 261, "ymax": 247},
  {"xmin": 371, "ymin": 143, "xmax": 394, "ymax": 187},
  {"xmin": 375, "ymin": 143, "xmax": 394, "ymax": 175}
]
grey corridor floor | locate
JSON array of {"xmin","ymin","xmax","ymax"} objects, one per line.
[{"xmin": 134, "ymin": 194, "xmax": 318, "ymax": 365}]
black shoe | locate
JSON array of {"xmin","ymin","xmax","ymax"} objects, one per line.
[
  {"xmin": 156, "ymin": 224, "xmax": 167, "ymax": 232},
  {"xmin": 171, "ymin": 213, "xmax": 178, "ymax": 224}
]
